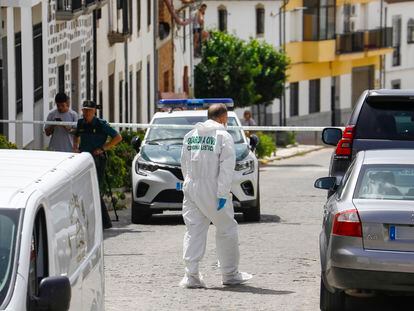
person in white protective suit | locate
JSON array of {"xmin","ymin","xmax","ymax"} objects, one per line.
[{"xmin": 180, "ymin": 104, "xmax": 253, "ymax": 288}]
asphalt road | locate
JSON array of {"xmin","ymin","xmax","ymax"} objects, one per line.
[{"xmin": 103, "ymin": 148, "xmax": 412, "ymax": 310}]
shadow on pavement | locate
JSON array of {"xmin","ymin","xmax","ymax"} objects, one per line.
[
  {"xmin": 264, "ymin": 163, "xmax": 324, "ymax": 168},
  {"xmin": 208, "ymin": 285, "xmax": 295, "ymax": 295},
  {"xmin": 256, "ymin": 214, "xmax": 281, "ymax": 223},
  {"xmin": 148, "ymin": 214, "xmax": 185, "ymax": 225},
  {"xmin": 104, "ymin": 205, "xmax": 281, "ymax": 231},
  {"xmin": 103, "ymin": 228, "xmax": 153, "ymax": 240}
]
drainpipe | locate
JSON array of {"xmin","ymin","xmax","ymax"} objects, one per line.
[
  {"xmin": 379, "ymin": 0, "xmax": 384, "ymax": 88},
  {"xmin": 93, "ymin": 10, "xmax": 100, "ymax": 117},
  {"xmin": 124, "ymin": 41, "xmax": 128, "ymax": 123},
  {"xmin": 190, "ymin": 7, "xmax": 195, "ymax": 97},
  {"xmin": 153, "ymin": 0, "xmax": 159, "ymax": 114}
]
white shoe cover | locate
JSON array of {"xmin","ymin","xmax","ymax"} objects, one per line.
[
  {"xmin": 222, "ymin": 272, "xmax": 253, "ymax": 286},
  {"xmin": 179, "ymin": 274, "xmax": 206, "ymax": 289}
]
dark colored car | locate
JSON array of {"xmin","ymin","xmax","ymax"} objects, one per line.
[{"xmin": 323, "ymin": 89, "xmax": 414, "ymax": 183}]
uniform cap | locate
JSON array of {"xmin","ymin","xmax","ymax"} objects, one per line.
[{"xmin": 82, "ymin": 100, "xmax": 98, "ymax": 109}]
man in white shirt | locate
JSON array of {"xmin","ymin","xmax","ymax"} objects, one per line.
[{"xmin": 45, "ymin": 93, "xmax": 78, "ymax": 152}]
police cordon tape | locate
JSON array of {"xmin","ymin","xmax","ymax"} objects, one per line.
[{"xmin": 0, "ymin": 120, "xmax": 344, "ymax": 132}]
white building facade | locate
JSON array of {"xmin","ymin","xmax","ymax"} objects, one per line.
[
  {"xmin": 0, "ymin": 0, "xmax": 195, "ymax": 147},
  {"xmin": 204, "ymin": 0, "xmax": 394, "ymax": 129},
  {"xmin": 0, "ymin": 0, "xmax": 100, "ymax": 148},
  {"xmin": 384, "ymin": 0, "xmax": 414, "ymax": 90},
  {"xmin": 96, "ymin": 0, "xmax": 155, "ymax": 124}
]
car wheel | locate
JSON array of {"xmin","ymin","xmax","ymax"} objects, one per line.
[
  {"xmin": 243, "ymin": 177, "xmax": 261, "ymax": 222},
  {"xmin": 131, "ymin": 201, "xmax": 152, "ymax": 224},
  {"xmin": 320, "ymin": 276, "xmax": 345, "ymax": 311}
]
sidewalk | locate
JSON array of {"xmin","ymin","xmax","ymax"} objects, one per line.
[{"xmin": 259, "ymin": 144, "xmax": 325, "ymax": 164}]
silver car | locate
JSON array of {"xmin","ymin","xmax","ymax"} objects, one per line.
[{"xmin": 315, "ymin": 149, "xmax": 414, "ymax": 311}]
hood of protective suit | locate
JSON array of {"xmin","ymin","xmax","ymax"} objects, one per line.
[{"xmin": 194, "ymin": 119, "xmax": 224, "ymax": 132}]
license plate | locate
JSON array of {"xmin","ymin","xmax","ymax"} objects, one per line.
[
  {"xmin": 176, "ymin": 182, "xmax": 183, "ymax": 191},
  {"xmin": 389, "ymin": 225, "xmax": 414, "ymax": 240}
]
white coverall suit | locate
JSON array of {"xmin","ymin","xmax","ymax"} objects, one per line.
[{"xmin": 181, "ymin": 119, "xmax": 240, "ymax": 281}]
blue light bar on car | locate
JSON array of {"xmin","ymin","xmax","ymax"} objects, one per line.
[{"xmin": 158, "ymin": 98, "xmax": 234, "ymax": 109}]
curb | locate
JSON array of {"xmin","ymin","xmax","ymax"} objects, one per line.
[{"xmin": 259, "ymin": 146, "xmax": 325, "ymax": 165}]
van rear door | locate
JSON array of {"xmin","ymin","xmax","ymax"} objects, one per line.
[{"xmin": 353, "ymin": 96, "xmax": 414, "ymax": 155}]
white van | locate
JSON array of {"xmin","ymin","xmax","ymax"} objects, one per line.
[{"xmin": 0, "ymin": 150, "xmax": 104, "ymax": 311}]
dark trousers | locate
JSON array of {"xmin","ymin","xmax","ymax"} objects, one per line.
[{"xmin": 94, "ymin": 154, "xmax": 113, "ymax": 228}]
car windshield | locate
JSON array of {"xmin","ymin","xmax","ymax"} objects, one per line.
[
  {"xmin": 0, "ymin": 209, "xmax": 20, "ymax": 308},
  {"xmin": 355, "ymin": 165, "xmax": 414, "ymax": 201},
  {"xmin": 146, "ymin": 116, "xmax": 244, "ymax": 144},
  {"xmin": 355, "ymin": 100, "xmax": 414, "ymax": 140}
]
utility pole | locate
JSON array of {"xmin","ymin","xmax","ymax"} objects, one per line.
[{"xmin": 380, "ymin": 0, "xmax": 384, "ymax": 88}]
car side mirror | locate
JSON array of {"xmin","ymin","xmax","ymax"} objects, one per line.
[
  {"xmin": 131, "ymin": 136, "xmax": 142, "ymax": 153},
  {"xmin": 322, "ymin": 128, "xmax": 342, "ymax": 146},
  {"xmin": 34, "ymin": 276, "xmax": 71, "ymax": 311},
  {"xmin": 314, "ymin": 177, "xmax": 337, "ymax": 191},
  {"xmin": 249, "ymin": 134, "xmax": 259, "ymax": 151}
]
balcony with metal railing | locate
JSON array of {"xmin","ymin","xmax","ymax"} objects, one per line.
[
  {"xmin": 336, "ymin": 27, "xmax": 393, "ymax": 55},
  {"xmin": 366, "ymin": 27, "xmax": 393, "ymax": 49},
  {"xmin": 336, "ymin": 31, "xmax": 364, "ymax": 54}
]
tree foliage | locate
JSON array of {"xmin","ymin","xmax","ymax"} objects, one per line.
[
  {"xmin": 247, "ymin": 39, "xmax": 289, "ymax": 105},
  {"xmin": 195, "ymin": 31, "xmax": 289, "ymax": 107},
  {"xmin": 255, "ymin": 132, "xmax": 276, "ymax": 158},
  {"xmin": 0, "ymin": 135, "xmax": 17, "ymax": 149}
]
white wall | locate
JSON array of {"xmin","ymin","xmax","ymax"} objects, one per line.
[
  {"xmin": 204, "ymin": 1, "xmax": 280, "ymax": 46},
  {"xmin": 365, "ymin": 2, "xmax": 381, "ymax": 30},
  {"xmin": 385, "ymin": 1, "xmax": 414, "ymax": 90},
  {"xmin": 47, "ymin": 13, "xmax": 95, "ymax": 113},
  {"xmin": 299, "ymin": 80, "xmax": 309, "ymax": 116},
  {"xmin": 1, "ymin": 1, "xmax": 95, "ymax": 147},
  {"xmin": 339, "ymin": 74, "xmax": 352, "ymax": 110},
  {"xmin": 96, "ymin": 0, "xmax": 155, "ymax": 123},
  {"xmin": 320, "ymin": 77, "xmax": 331, "ymax": 113}
]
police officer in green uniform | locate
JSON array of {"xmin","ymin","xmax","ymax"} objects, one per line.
[{"xmin": 73, "ymin": 100, "xmax": 123, "ymax": 229}]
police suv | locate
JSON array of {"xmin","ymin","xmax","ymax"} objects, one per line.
[{"xmin": 131, "ymin": 99, "xmax": 260, "ymax": 223}]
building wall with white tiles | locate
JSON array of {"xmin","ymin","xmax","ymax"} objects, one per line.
[{"xmin": 0, "ymin": 0, "xmax": 95, "ymax": 148}]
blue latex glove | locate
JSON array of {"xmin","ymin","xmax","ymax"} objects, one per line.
[{"xmin": 217, "ymin": 198, "xmax": 227, "ymax": 211}]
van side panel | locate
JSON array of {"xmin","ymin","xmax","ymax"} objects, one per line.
[
  {"xmin": 71, "ymin": 168, "xmax": 104, "ymax": 310},
  {"xmin": 47, "ymin": 182, "xmax": 83, "ymax": 310}
]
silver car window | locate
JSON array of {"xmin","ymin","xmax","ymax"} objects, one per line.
[
  {"xmin": 355, "ymin": 165, "xmax": 414, "ymax": 201},
  {"xmin": 336, "ymin": 161, "xmax": 356, "ymax": 199}
]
